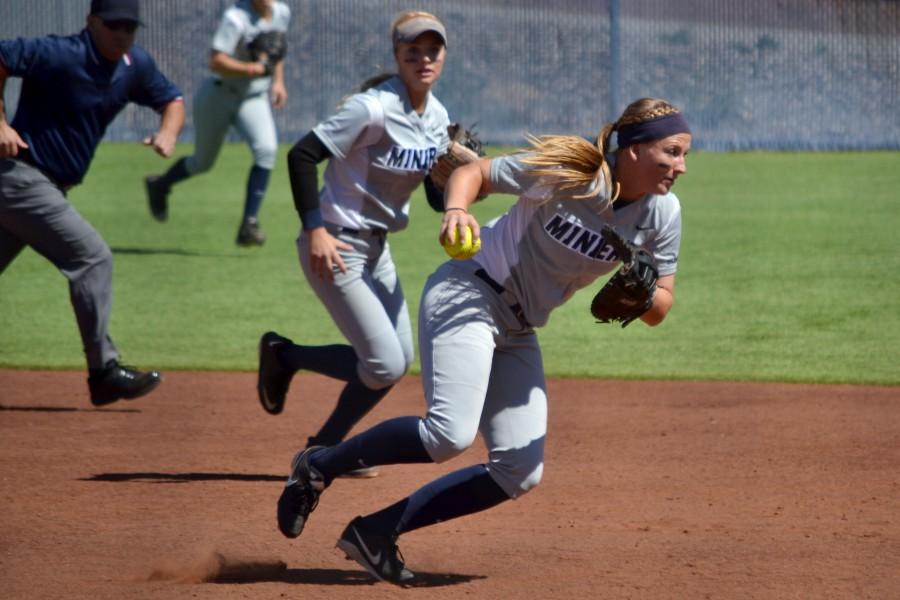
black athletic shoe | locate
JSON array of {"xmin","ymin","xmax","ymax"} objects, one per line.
[
  {"xmin": 277, "ymin": 446, "xmax": 326, "ymax": 538},
  {"xmin": 257, "ymin": 331, "xmax": 294, "ymax": 415},
  {"xmin": 88, "ymin": 361, "xmax": 162, "ymax": 407},
  {"xmin": 144, "ymin": 175, "xmax": 169, "ymax": 222},
  {"xmin": 236, "ymin": 217, "xmax": 266, "ymax": 246},
  {"xmin": 337, "ymin": 517, "xmax": 415, "ymax": 586}
]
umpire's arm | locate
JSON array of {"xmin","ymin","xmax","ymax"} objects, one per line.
[
  {"xmin": 0, "ymin": 60, "xmax": 29, "ymax": 157},
  {"xmin": 144, "ymin": 99, "xmax": 184, "ymax": 158}
]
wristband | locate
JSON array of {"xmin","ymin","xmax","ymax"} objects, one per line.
[{"xmin": 445, "ymin": 207, "xmax": 467, "ymax": 214}]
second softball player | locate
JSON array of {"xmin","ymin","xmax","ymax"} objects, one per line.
[
  {"xmin": 256, "ymin": 12, "xmax": 451, "ymax": 474},
  {"xmin": 145, "ymin": 0, "xmax": 290, "ymax": 245}
]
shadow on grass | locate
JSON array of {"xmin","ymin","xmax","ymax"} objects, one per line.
[
  {"xmin": 80, "ymin": 471, "xmax": 283, "ymax": 483},
  {"xmin": 0, "ymin": 404, "xmax": 140, "ymax": 413},
  {"xmin": 111, "ymin": 246, "xmax": 251, "ymax": 259}
]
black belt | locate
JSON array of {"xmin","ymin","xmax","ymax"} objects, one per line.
[
  {"xmin": 338, "ymin": 226, "xmax": 387, "ymax": 238},
  {"xmin": 474, "ymin": 269, "xmax": 531, "ymax": 329}
]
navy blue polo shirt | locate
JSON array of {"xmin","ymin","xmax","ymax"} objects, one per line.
[{"xmin": 0, "ymin": 30, "xmax": 182, "ymax": 186}]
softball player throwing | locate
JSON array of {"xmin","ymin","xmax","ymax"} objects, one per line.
[
  {"xmin": 145, "ymin": 0, "xmax": 290, "ymax": 245},
  {"xmin": 274, "ymin": 98, "xmax": 692, "ymax": 584},
  {"xmin": 255, "ymin": 12, "xmax": 451, "ymax": 475}
]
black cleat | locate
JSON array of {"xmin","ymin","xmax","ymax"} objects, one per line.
[
  {"xmin": 88, "ymin": 360, "xmax": 162, "ymax": 407},
  {"xmin": 257, "ymin": 331, "xmax": 294, "ymax": 415},
  {"xmin": 277, "ymin": 446, "xmax": 326, "ymax": 538},
  {"xmin": 144, "ymin": 175, "xmax": 169, "ymax": 222},
  {"xmin": 236, "ymin": 217, "xmax": 266, "ymax": 246},
  {"xmin": 337, "ymin": 517, "xmax": 415, "ymax": 586}
]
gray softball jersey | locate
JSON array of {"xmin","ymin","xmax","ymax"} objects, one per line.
[
  {"xmin": 211, "ymin": 0, "xmax": 291, "ymax": 97},
  {"xmin": 473, "ymin": 153, "xmax": 682, "ymax": 328},
  {"xmin": 312, "ymin": 76, "xmax": 451, "ymax": 233}
]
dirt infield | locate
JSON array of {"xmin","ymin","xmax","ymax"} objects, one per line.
[{"xmin": 1, "ymin": 370, "xmax": 898, "ymax": 599}]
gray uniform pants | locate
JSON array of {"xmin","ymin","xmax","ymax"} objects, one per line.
[
  {"xmin": 185, "ymin": 78, "xmax": 278, "ymax": 174},
  {"xmin": 298, "ymin": 224, "xmax": 414, "ymax": 390},
  {"xmin": 417, "ymin": 260, "xmax": 547, "ymax": 499},
  {"xmin": 0, "ymin": 158, "xmax": 118, "ymax": 369}
]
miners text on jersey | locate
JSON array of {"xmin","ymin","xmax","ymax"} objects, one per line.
[
  {"xmin": 544, "ymin": 213, "xmax": 618, "ymax": 262},
  {"xmin": 386, "ymin": 145, "xmax": 438, "ymax": 172}
]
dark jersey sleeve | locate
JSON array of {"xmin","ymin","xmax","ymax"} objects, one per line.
[
  {"xmin": 287, "ymin": 131, "xmax": 333, "ymax": 230},
  {"xmin": 423, "ymin": 175, "xmax": 445, "ymax": 212},
  {"xmin": 128, "ymin": 45, "xmax": 182, "ymax": 111},
  {"xmin": 0, "ymin": 36, "xmax": 56, "ymax": 77}
]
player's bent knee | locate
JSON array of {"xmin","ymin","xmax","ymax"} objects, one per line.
[
  {"xmin": 489, "ymin": 461, "xmax": 544, "ymax": 499},
  {"xmin": 418, "ymin": 421, "xmax": 478, "ymax": 463},
  {"xmin": 357, "ymin": 355, "xmax": 409, "ymax": 390},
  {"xmin": 185, "ymin": 156, "xmax": 215, "ymax": 175},
  {"xmin": 252, "ymin": 146, "xmax": 277, "ymax": 170}
]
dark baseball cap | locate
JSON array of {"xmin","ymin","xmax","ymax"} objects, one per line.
[
  {"xmin": 393, "ymin": 16, "xmax": 447, "ymax": 47},
  {"xmin": 90, "ymin": 0, "xmax": 143, "ymax": 25}
]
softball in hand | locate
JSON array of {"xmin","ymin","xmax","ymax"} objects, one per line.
[{"xmin": 442, "ymin": 225, "xmax": 481, "ymax": 259}]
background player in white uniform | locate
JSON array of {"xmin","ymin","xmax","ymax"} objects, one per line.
[
  {"xmin": 256, "ymin": 12, "xmax": 451, "ymax": 475},
  {"xmin": 273, "ymin": 98, "xmax": 692, "ymax": 584},
  {"xmin": 144, "ymin": 0, "xmax": 290, "ymax": 245}
]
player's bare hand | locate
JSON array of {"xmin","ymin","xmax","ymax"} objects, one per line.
[
  {"xmin": 271, "ymin": 82, "xmax": 288, "ymax": 109},
  {"xmin": 143, "ymin": 131, "xmax": 176, "ymax": 158},
  {"xmin": 439, "ymin": 208, "xmax": 480, "ymax": 246},
  {"xmin": 308, "ymin": 227, "xmax": 351, "ymax": 280},
  {"xmin": 0, "ymin": 122, "xmax": 28, "ymax": 158}
]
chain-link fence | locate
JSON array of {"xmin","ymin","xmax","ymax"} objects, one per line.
[{"xmin": 2, "ymin": 0, "xmax": 898, "ymax": 150}]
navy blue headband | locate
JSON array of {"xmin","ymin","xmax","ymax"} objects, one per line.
[{"xmin": 616, "ymin": 112, "xmax": 691, "ymax": 147}]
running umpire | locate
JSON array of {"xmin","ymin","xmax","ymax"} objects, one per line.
[{"xmin": 0, "ymin": 0, "xmax": 184, "ymax": 405}]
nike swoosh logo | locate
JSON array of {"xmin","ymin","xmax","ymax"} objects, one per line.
[{"xmin": 354, "ymin": 527, "xmax": 382, "ymax": 565}]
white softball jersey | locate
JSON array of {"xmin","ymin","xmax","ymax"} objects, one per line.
[
  {"xmin": 312, "ymin": 76, "xmax": 451, "ymax": 233},
  {"xmin": 211, "ymin": 0, "xmax": 291, "ymax": 97},
  {"xmin": 473, "ymin": 153, "xmax": 682, "ymax": 328}
]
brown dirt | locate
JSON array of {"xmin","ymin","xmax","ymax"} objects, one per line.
[{"xmin": 1, "ymin": 370, "xmax": 898, "ymax": 599}]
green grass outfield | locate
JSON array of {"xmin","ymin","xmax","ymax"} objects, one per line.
[{"xmin": 1, "ymin": 145, "xmax": 897, "ymax": 385}]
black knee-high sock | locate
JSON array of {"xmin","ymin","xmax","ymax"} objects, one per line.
[
  {"xmin": 243, "ymin": 165, "xmax": 270, "ymax": 220},
  {"xmin": 360, "ymin": 464, "xmax": 511, "ymax": 537},
  {"xmin": 159, "ymin": 157, "xmax": 191, "ymax": 189},
  {"xmin": 278, "ymin": 342, "xmax": 358, "ymax": 382},
  {"xmin": 310, "ymin": 416, "xmax": 431, "ymax": 486},
  {"xmin": 307, "ymin": 382, "xmax": 393, "ymax": 447}
]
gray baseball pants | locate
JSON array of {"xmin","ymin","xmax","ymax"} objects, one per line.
[
  {"xmin": 416, "ymin": 259, "xmax": 547, "ymax": 499},
  {"xmin": 185, "ymin": 78, "xmax": 278, "ymax": 175},
  {"xmin": 297, "ymin": 224, "xmax": 414, "ymax": 390},
  {"xmin": 0, "ymin": 158, "xmax": 118, "ymax": 369}
]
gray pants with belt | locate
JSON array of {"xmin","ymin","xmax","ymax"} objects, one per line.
[{"xmin": 0, "ymin": 158, "xmax": 118, "ymax": 370}]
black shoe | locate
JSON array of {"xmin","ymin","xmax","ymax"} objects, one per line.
[
  {"xmin": 236, "ymin": 217, "xmax": 266, "ymax": 246},
  {"xmin": 277, "ymin": 446, "xmax": 326, "ymax": 539},
  {"xmin": 257, "ymin": 331, "xmax": 294, "ymax": 415},
  {"xmin": 337, "ymin": 517, "xmax": 415, "ymax": 586},
  {"xmin": 88, "ymin": 360, "xmax": 162, "ymax": 407},
  {"xmin": 144, "ymin": 175, "xmax": 169, "ymax": 222}
]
